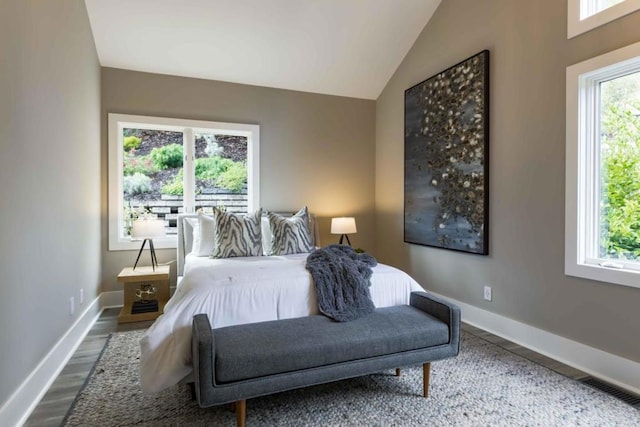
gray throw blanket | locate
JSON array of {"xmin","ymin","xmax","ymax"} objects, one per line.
[{"xmin": 305, "ymin": 244, "xmax": 377, "ymax": 322}]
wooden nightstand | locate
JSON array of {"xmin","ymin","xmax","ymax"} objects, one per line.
[{"xmin": 117, "ymin": 265, "xmax": 170, "ymax": 323}]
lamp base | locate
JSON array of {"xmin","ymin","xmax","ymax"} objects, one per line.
[
  {"xmin": 133, "ymin": 238, "xmax": 159, "ymax": 271},
  {"xmin": 338, "ymin": 234, "xmax": 352, "ymax": 246}
]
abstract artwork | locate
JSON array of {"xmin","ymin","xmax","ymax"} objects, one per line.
[{"xmin": 404, "ymin": 50, "xmax": 489, "ymax": 255}]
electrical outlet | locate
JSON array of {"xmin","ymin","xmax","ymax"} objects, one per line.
[
  {"xmin": 69, "ymin": 297, "xmax": 75, "ymax": 316},
  {"xmin": 483, "ymin": 285, "xmax": 492, "ymax": 301},
  {"xmin": 79, "ymin": 289, "xmax": 84, "ymax": 305}
]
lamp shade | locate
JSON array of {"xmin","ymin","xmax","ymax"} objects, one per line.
[
  {"xmin": 331, "ymin": 217, "xmax": 357, "ymax": 235},
  {"xmin": 131, "ymin": 219, "xmax": 165, "ymax": 239}
]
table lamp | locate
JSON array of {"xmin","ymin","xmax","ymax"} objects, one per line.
[
  {"xmin": 131, "ymin": 218, "xmax": 165, "ymax": 270},
  {"xmin": 331, "ymin": 217, "xmax": 357, "ymax": 246}
]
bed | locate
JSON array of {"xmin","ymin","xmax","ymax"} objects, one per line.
[{"xmin": 139, "ymin": 209, "xmax": 424, "ymax": 394}]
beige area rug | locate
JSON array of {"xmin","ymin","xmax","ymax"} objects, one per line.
[{"xmin": 63, "ymin": 330, "xmax": 639, "ymax": 426}]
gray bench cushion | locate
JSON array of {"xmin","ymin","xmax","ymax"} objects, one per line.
[{"xmin": 214, "ymin": 305, "xmax": 450, "ymax": 383}]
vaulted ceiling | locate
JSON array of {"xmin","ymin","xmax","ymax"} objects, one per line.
[{"xmin": 84, "ymin": 0, "xmax": 440, "ymax": 99}]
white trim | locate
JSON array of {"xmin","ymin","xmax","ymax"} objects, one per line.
[
  {"xmin": 0, "ymin": 296, "xmax": 102, "ymax": 427},
  {"xmin": 108, "ymin": 113, "xmax": 260, "ymax": 251},
  {"xmin": 246, "ymin": 125, "xmax": 261, "ymax": 212},
  {"xmin": 568, "ymin": 0, "xmax": 640, "ymax": 38},
  {"xmin": 566, "ymin": 40, "xmax": 640, "ymax": 289},
  {"xmin": 183, "ymin": 128, "xmax": 195, "ymax": 214},
  {"xmin": 431, "ymin": 292, "xmax": 640, "ymax": 395}
]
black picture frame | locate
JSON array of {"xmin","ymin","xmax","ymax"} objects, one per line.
[{"xmin": 404, "ymin": 50, "xmax": 489, "ymax": 255}]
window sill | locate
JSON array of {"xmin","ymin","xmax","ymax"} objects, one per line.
[{"xmin": 565, "ymin": 261, "xmax": 640, "ymax": 289}]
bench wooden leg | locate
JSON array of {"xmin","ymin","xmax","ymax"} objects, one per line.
[
  {"xmin": 236, "ymin": 399, "xmax": 246, "ymax": 427},
  {"xmin": 423, "ymin": 363, "xmax": 431, "ymax": 398},
  {"xmin": 395, "ymin": 368, "xmax": 401, "ymax": 376}
]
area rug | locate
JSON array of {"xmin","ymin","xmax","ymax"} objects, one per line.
[{"xmin": 63, "ymin": 330, "xmax": 639, "ymax": 426}]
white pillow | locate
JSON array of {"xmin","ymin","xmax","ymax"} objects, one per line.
[
  {"xmin": 185, "ymin": 213, "xmax": 216, "ymax": 257},
  {"xmin": 261, "ymin": 217, "xmax": 273, "ymax": 256},
  {"xmin": 197, "ymin": 213, "xmax": 216, "ymax": 256},
  {"xmin": 184, "ymin": 218, "xmax": 199, "ymax": 255}
]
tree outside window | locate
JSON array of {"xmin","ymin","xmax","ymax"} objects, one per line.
[{"xmin": 599, "ymin": 72, "xmax": 640, "ymax": 260}]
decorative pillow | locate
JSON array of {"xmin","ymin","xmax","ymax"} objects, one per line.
[
  {"xmin": 268, "ymin": 206, "xmax": 314, "ymax": 255},
  {"xmin": 211, "ymin": 208, "xmax": 263, "ymax": 258}
]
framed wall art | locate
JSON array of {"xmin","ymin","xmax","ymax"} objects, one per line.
[{"xmin": 404, "ymin": 50, "xmax": 489, "ymax": 255}]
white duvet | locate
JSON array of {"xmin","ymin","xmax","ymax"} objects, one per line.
[{"xmin": 140, "ymin": 253, "xmax": 423, "ymax": 393}]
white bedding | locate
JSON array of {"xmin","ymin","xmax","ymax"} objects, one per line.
[{"xmin": 140, "ymin": 253, "xmax": 423, "ymax": 393}]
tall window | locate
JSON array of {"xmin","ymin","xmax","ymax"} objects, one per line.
[
  {"xmin": 568, "ymin": 0, "xmax": 640, "ymax": 38},
  {"xmin": 108, "ymin": 114, "xmax": 260, "ymax": 250},
  {"xmin": 566, "ymin": 41, "xmax": 640, "ymax": 289}
]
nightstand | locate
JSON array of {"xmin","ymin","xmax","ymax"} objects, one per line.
[{"xmin": 117, "ymin": 265, "xmax": 170, "ymax": 323}]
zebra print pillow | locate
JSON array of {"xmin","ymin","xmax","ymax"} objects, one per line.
[
  {"xmin": 268, "ymin": 206, "xmax": 314, "ymax": 255},
  {"xmin": 211, "ymin": 208, "xmax": 263, "ymax": 258}
]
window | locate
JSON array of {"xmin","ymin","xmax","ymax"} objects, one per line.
[
  {"xmin": 568, "ymin": 0, "xmax": 640, "ymax": 38},
  {"xmin": 566, "ymin": 40, "xmax": 640, "ymax": 289},
  {"xmin": 108, "ymin": 114, "xmax": 259, "ymax": 250}
]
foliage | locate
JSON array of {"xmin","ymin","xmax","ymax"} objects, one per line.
[
  {"xmin": 194, "ymin": 155, "xmax": 247, "ymax": 192},
  {"xmin": 123, "ymin": 153, "xmax": 156, "ymax": 176},
  {"xmin": 195, "ymin": 156, "xmax": 234, "ymax": 181},
  {"xmin": 123, "ymin": 173, "xmax": 152, "ymax": 196},
  {"xmin": 216, "ymin": 161, "xmax": 247, "ymax": 192},
  {"xmin": 599, "ymin": 74, "xmax": 640, "ymax": 259},
  {"xmin": 123, "ymin": 135, "xmax": 141, "ymax": 152},
  {"xmin": 151, "ymin": 144, "xmax": 184, "ymax": 169},
  {"xmin": 161, "ymin": 169, "xmax": 184, "ymax": 196}
]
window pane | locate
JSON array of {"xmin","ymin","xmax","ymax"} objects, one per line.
[
  {"xmin": 594, "ymin": 0, "xmax": 625, "ymax": 14},
  {"xmin": 593, "ymin": 0, "xmax": 625, "ymax": 14},
  {"xmin": 598, "ymin": 71, "xmax": 640, "ymax": 261},
  {"xmin": 123, "ymin": 128, "xmax": 183, "ymax": 237},
  {"xmin": 193, "ymin": 133, "xmax": 248, "ymax": 213}
]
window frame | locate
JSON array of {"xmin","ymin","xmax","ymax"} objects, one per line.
[
  {"xmin": 565, "ymin": 40, "xmax": 640, "ymax": 289},
  {"xmin": 568, "ymin": 0, "xmax": 640, "ymax": 38},
  {"xmin": 108, "ymin": 113, "xmax": 260, "ymax": 251}
]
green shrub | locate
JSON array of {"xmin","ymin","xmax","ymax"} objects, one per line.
[
  {"xmin": 123, "ymin": 173, "xmax": 152, "ymax": 195},
  {"xmin": 123, "ymin": 153, "xmax": 156, "ymax": 176},
  {"xmin": 216, "ymin": 161, "xmax": 247, "ymax": 192},
  {"xmin": 123, "ymin": 136, "xmax": 142, "ymax": 152},
  {"xmin": 151, "ymin": 144, "xmax": 183, "ymax": 169},
  {"xmin": 194, "ymin": 156, "xmax": 234, "ymax": 181},
  {"xmin": 161, "ymin": 169, "xmax": 184, "ymax": 195}
]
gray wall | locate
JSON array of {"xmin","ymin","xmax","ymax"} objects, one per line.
[
  {"xmin": 0, "ymin": 0, "xmax": 101, "ymax": 407},
  {"xmin": 375, "ymin": 0, "xmax": 640, "ymax": 361},
  {"xmin": 101, "ymin": 68, "xmax": 376, "ymax": 292}
]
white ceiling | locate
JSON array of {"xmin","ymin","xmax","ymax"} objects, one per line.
[{"xmin": 84, "ymin": 0, "xmax": 440, "ymax": 100}]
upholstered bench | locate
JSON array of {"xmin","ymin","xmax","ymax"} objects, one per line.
[{"xmin": 191, "ymin": 291, "xmax": 460, "ymax": 427}]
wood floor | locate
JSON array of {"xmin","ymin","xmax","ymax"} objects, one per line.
[
  {"xmin": 22, "ymin": 310, "xmax": 602, "ymax": 426},
  {"xmin": 24, "ymin": 309, "xmax": 154, "ymax": 427}
]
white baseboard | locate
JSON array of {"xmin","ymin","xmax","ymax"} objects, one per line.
[
  {"xmin": 0, "ymin": 296, "xmax": 102, "ymax": 427},
  {"xmin": 432, "ymin": 292, "xmax": 640, "ymax": 396}
]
